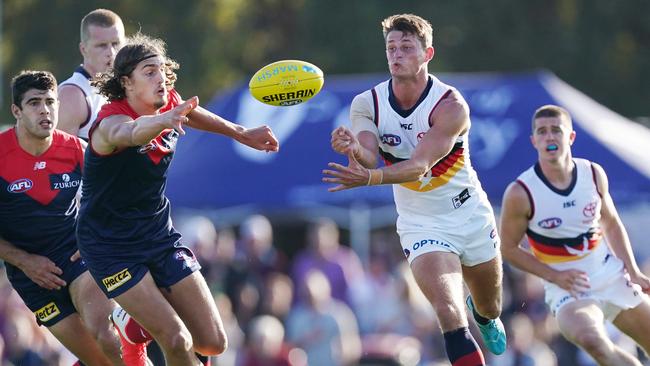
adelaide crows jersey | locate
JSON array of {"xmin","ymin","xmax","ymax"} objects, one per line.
[{"xmin": 516, "ymin": 158, "xmax": 607, "ymax": 272}]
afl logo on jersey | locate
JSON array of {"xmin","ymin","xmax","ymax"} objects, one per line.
[
  {"xmin": 7, "ymin": 178, "xmax": 33, "ymax": 193},
  {"xmin": 538, "ymin": 217, "xmax": 562, "ymax": 229},
  {"xmin": 381, "ymin": 134, "xmax": 402, "ymax": 146}
]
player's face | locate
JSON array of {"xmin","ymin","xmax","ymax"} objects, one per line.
[
  {"xmin": 125, "ymin": 56, "xmax": 168, "ymax": 111},
  {"xmin": 81, "ymin": 24, "xmax": 125, "ymax": 76},
  {"xmin": 385, "ymin": 31, "xmax": 432, "ymax": 79},
  {"xmin": 531, "ymin": 116, "xmax": 575, "ymax": 162},
  {"xmin": 12, "ymin": 88, "xmax": 59, "ymax": 140}
]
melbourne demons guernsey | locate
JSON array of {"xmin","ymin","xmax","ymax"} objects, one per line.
[
  {"xmin": 59, "ymin": 66, "xmax": 107, "ymax": 140},
  {"xmin": 77, "ymin": 89, "xmax": 182, "ymax": 247},
  {"xmin": 517, "ymin": 158, "xmax": 607, "ymax": 273},
  {"xmin": 0, "ymin": 128, "xmax": 83, "ymax": 278},
  {"xmin": 363, "ymin": 75, "xmax": 488, "ymax": 228}
]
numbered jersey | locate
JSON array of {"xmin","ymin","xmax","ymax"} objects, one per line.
[
  {"xmin": 516, "ymin": 158, "xmax": 608, "ymax": 272},
  {"xmin": 0, "ymin": 128, "xmax": 83, "ymax": 259},
  {"xmin": 59, "ymin": 66, "xmax": 107, "ymax": 140},
  {"xmin": 358, "ymin": 75, "xmax": 489, "ymax": 228}
]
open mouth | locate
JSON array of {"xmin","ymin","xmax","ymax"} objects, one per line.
[
  {"xmin": 546, "ymin": 144, "xmax": 558, "ymax": 152},
  {"xmin": 39, "ymin": 119, "xmax": 53, "ymax": 128}
]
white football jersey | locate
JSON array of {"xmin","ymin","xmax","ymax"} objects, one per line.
[
  {"xmin": 516, "ymin": 158, "xmax": 608, "ymax": 272},
  {"xmin": 59, "ymin": 66, "xmax": 107, "ymax": 140},
  {"xmin": 354, "ymin": 75, "xmax": 491, "ymax": 229}
]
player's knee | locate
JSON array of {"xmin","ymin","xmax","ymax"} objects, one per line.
[
  {"xmin": 194, "ymin": 332, "xmax": 228, "ymax": 355},
  {"xmin": 95, "ymin": 325, "xmax": 122, "ymax": 356},
  {"xmin": 159, "ymin": 329, "xmax": 194, "ymax": 355},
  {"xmin": 574, "ymin": 332, "xmax": 610, "ymax": 359}
]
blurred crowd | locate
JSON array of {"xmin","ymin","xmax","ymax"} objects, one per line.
[{"xmin": 1, "ymin": 213, "xmax": 649, "ymax": 366}]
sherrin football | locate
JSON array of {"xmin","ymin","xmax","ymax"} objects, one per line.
[{"xmin": 249, "ymin": 60, "xmax": 324, "ymax": 107}]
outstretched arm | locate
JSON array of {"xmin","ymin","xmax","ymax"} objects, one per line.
[
  {"xmin": 91, "ymin": 97, "xmax": 199, "ymax": 154},
  {"xmin": 187, "ymin": 105, "xmax": 279, "ymax": 152},
  {"xmin": 594, "ymin": 163, "xmax": 650, "ymax": 293},
  {"xmin": 500, "ymin": 182, "xmax": 590, "ymax": 297}
]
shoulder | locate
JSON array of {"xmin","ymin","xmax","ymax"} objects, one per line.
[
  {"xmin": 351, "ymin": 91, "xmax": 374, "ymax": 112},
  {"xmin": 429, "ymin": 89, "xmax": 469, "ymax": 133},
  {"xmin": 587, "ymin": 160, "xmax": 609, "ymax": 192},
  {"xmin": 52, "ymin": 130, "xmax": 85, "ymax": 153},
  {"xmin": 434, "ymin": 89, "xmax": 469, "ymax": 119},
  {"xmin": 0, "ymin": 128, "xmax": 15, "ymax": 156},
  {"xmin": 503, "ymin": 180, "xmax": 533, "ymax": 217},
  {"xmin": 97, "ymin": 100, "xmax": 133, "ymax": 122}
]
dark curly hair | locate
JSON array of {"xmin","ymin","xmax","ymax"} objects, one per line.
[
  {"xmin": 11, "ymin": 70, "xmax": 58, "ymax": 108},
  {"xmin": 93, "ymin": 33, "xmax": 179, "ymax": 101}
]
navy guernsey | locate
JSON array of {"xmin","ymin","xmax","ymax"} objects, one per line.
[
  {"xmin": 77, "ymin": 89, "xmax": 182, "ymax": 247},
  {"xmin": 0, "ymin": 128, "xmax": 83, "ymax": 280}
]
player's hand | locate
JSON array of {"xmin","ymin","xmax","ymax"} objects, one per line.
[
  {"xmin": 331, "ymin": 126, "xmax": 360, "ymax": 157},
  {"xmin": 628, "ymin": 270, "xmax": 650, "ymax": 294},
  {"xmin": 163, "ymin": 96, "xmax": 199, "ymax": 135},
  {"xmin": 550, "ymin": 269, "xmax": 590, "ymax": 297},
  {"xmin": 19, "ymin": 254, "xmax": 66, "ymax": 290},
  {"xmin": 240, "ymin": 125, "xmax": 280, "ymax": 152},
  {"xmin": 70, "ymin": 250, "xmax": 81, "ymax": 262},
  {"xmin": 323, "ymin": 151, "xmax": 369, "ymax": 192}
]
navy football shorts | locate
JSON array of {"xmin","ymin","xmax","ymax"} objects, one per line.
[
  {"xmin": 7, "ymin": 249, "xmax": 87, "ymax": 327},
  {"xmin": 80, "ymin": 238, "xmax": 201, "ymax": 298}
]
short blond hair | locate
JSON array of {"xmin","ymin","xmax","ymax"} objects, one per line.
[
  {"xmin": 80, "ymin": 9, "xmax": 123, "ymax": 43},
  {"xmin": 531, "ymin": 105, "xmax": 573, "ymax": 132}
]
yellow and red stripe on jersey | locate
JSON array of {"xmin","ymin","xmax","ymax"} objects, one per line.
[
  {"xmin": 526, "ymin": 227, "xmax": 602, "ymax": 264},
  {"xmin": 380, "ymin": 142, "xmax": 465, "ymax": 193}
]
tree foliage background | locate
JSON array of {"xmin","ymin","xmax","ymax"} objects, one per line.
[{"xmin": 1, "ymin": 0, "xmax": 649, "ymax": 126}]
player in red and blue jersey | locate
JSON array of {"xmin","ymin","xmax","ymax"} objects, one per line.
[
  {"xmin": 78, "ymin": 33, "xmax": 279, "ymax": 365},
  {"xmin": 0, "ymin": 70, "xmax": 130, "ymax": 365}
]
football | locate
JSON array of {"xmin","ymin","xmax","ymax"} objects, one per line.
[{"xmin": 249, "ymin": 60, "xmax": 324, "ymax": 107}]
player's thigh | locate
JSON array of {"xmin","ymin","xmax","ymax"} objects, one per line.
[
  {"xmin": 462, "ymin": 254, "xmax": 503, "ymax": 311},
  {"xmin": 68, "ymin": 270, "xmax": 116, "ymax": 330},
  {"xmin": 410, "ymin": 251, "xmax": 467, "ymax": 331},
  {"xmin": 613, "ymin": 297, "xmax": 650, "ymax": 351},
  {"xmin": 556, "ymin": 299, "xmax": 608, "ymax": 342},
  {"xmin": 114, "ymin": 271, "xmax": 188, "ymax": 339},
  {"xmin": 161, "ymin": 271, "xmax": 226, "ymax": 347},
  {"xmin": 48, "ymin": 313, "xmax": 112, "ymax": 366}
]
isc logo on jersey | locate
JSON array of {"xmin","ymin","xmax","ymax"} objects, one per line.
[
  {"xmin": 7, "ymin": 178, "xmax": 33, "ymax": 193},
  {"xmin": 102, "ymin": 268, "xmax": 132, "ymax": 292},
  {"xmin": 34, "ymin": 302, "xmax": 61, "ymax": 323}
]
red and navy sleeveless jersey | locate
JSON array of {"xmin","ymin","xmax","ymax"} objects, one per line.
[
  {"xmin": 0, "ymin": 128, "xmax": 83, "ymax": 260},
  {"xmin": 77, "ymin": 89, "xmax": 182, "ymax": 245}
]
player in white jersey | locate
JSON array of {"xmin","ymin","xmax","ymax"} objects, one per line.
[
  {"xmin": 58, "ymin": 9, "xmax": 125, "ymax": 140},
  {"xmin": 323, "ymin": 14, "xmax": 506, "ymax": 365},
  {"xmin": 500, "ymin": 105, "xmax": 650, "ymax": 365}
]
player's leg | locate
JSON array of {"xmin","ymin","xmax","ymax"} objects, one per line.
[
  {"xmin": 612, "ymin": 297, "xmax": 650, "ymax": 359},
  {"xmin": 556, "ymin": 299, "xmax": 642, "ymax": 366},
  {"xmin": 47, "ymin": 313, "xmax": 115, "ymax": 366},
  {"xmin": 68, "ymin": 271, "xmax": 124, "ymax": 365},
  {"xmin": 411, "ymin": 251, "xmax": 486, "ymax": 366},
  {"xmin": 115, "ymin": 272, "xmax": 201, "ymax": 366},
  {"xmin": 462, "ymin": 254, "xmax": 502, "ymax": 320},
  {"xmin": 161, "ymin": 271, "xmax": 227, "ymax": 356}
]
